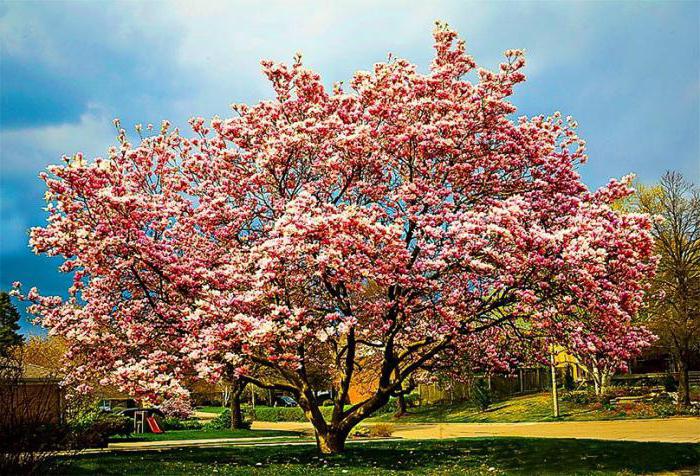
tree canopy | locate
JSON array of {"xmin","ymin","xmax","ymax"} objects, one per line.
[
  {"xmin": 14, "ymin": 23, "xmax": 657, "ymax": 453},
  {"xmin": 0, "ymin": 292, "xmax": 23, "ymax": 357}
]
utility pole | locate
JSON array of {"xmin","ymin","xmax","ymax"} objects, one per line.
[{"xmin": 550, "ymin": 352, "xmax": 560, "ymax": 417}]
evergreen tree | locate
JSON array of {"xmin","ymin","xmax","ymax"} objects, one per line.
[{"xmin": 0, "ymin": 292, "xmax": 23, "ymax": 356}]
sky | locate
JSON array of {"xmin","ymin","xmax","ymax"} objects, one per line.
[{"xmin": 1, "ymin": 0, "xmax": 698, "ymax": 334}]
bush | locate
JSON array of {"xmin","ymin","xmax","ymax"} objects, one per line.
[
  {"xmin": 367, "ymin": 423, "xmax": 394, "ymax": 438},
  {"xmin": 351, "ymin": 426, "xmax": 370, "ymax": 438},
  {"xmin": 373, "ymin": 398, "xmax": 398, "ymax": 416},
  {"xmin": 352, "ymin": 423, "xmax": 395, "ymax": 438},
  {"xmin": 561, "ymin": 390, "xmax": 598, "ymax": 405},
  {"xmin": 161, "ymin": 417, "xmax": 203, "ymax": 431},
  {"xmin": 471, "ymin": 379, "xmax": 492, "ymax": 411},
  {"xmin": 160, "ymin": 397, "xmax": 194, "ymax": 419},
  {"xmin": 69, "ymin": 410, "xmax": 131, "ymax": 448},
  {"xmin": 371, "ymin": 395, "xmax": 418, "ymax": 416},
  {"xmin": 404, "ymin": 393, "xmax": 420, "ymax": 408},
  {"xmin": 204, "ymin": 409, "xmax": 252, "ymax": 430},
  {"xmin": 652, "ymin": 401, "xmax": 677, "ymax": 417},
  {"xmin": 663, "ymin": 373, "xmax": 678, "ymax": 392},
  {"xmin": 564, "ymin": 368, "xmax": 575, "ymax": 391},
  {"xmin": 0, "ymin": 423, "xmax": 73, "ymax": 474},
  {"xmin": 321, "ymin": 399, "xmax": 334, "ymax": 406},
  {"xmin": 250, "ymin": 406, "xmax": 321, "ymax": 422}
]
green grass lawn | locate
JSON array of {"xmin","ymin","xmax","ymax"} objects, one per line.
[
  {"xmin": 51, "ymin": 437, "xmax": 700, "ymax": 475},
  {"xmin": 198, "ymin": 405, "xmax": 340, "ymax": 422},
  {"xmin": 110, "ymin": 428, "xmax": 300, "ymax": 442},
  {"xmin": 197, "ymin": 405, "xmax": 227, "ymax": 414},
  {"xmin": 199, "ymin": 393, "xmax": 679, "ymax": 425},
  {"xmin": 368, "ymin": 393, "xmax": 659, "ymax": 423}
]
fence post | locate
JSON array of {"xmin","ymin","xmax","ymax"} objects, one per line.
[{"xmin": 519, "ymin": 369, "xmax": 524, "ymax": 393}]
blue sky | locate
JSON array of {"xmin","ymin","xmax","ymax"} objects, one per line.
[{"xmin": 1, "ymin": 1, "xmax": 698, "ymax": 334}]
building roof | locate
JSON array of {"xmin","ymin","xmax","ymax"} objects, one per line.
[{"xmin": 22, "ymin": 363, "xmax": 62, "ymax": 381}]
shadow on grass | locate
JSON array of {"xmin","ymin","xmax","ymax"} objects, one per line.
[
  {"xmin": 110, "ymin": 429, "xmax": 301, "ymax": 443},
  {"xmin": 50, "ymin": 437, "xmax": 700, "ymax": 475}
]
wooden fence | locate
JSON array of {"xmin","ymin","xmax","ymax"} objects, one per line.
[{"xmin": 417, "ymin": 367, "xmax": 553, "ymax": 405}]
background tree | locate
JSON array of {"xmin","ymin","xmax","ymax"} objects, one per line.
[
  {"xmin": 0, "ymin": 292, "xmax": 23, "ymax": 357},
  {"xmin": 22, "ymin": 335, "xmax": 67, "ymax": 372},
  {"xmin": 16, "ymin": 23, "xmax": 656, "ymax": 453},
  {"xmin": 635, "ymin": 172, "xmax": 700, "ymax": 407},
  {"xmin": 557, "ymin": 318, "xmax": 655, "ymax": 395}
]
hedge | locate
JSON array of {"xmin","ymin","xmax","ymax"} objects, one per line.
[
  {"xmin": 245, "ymin": 398, "xmax": 416, "ymax": 422},
  {"xmin": 246, "ymin": 406, "xmax": 330, "ymax": 422}
]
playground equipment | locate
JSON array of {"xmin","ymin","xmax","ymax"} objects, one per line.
[
  {"xmin": 126, "ymin": 409, "xmax": 165, "ymax": 434},
  {"xmin": 146, "ymin": 415, "xmax": 163, "ymax": 433}
]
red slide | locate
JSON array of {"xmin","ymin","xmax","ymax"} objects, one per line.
[{"xmin": 146, "ymin": 415, "xmax": 163, "ymax": 434}]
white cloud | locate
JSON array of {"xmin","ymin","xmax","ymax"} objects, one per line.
[{"xmin": 0, "ymin": 105, "xmax": 116, "ymax": 173}]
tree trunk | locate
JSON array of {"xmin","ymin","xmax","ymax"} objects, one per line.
[
  {"xmin": 599, "ymin": 370, "xmax": 611, "ymax": 396},
  {"xmin": 591, "ymin": 366, "xmax": 602, "ymax": 396},
  {"xmin": 317, "ymin": 428, "xmax": 349, "ymax": 454},
  {"xmin": 394, "ymin": 393, "xmax": 407, "ymax": 417},
  {"xmin": 677, "ymin": 358, "xmax": 691, "ymax": 408},
  {"xmin": 393, "ymin": 368, "xmax": 407, "ymax": 417},
  {"xmin": 229, "ymin": 380, "xmax": 247, "ymax": 430},
  {"xmin": 549, "ymin": 353, "xmax": 560, "ymax": 417},
  {"xmin": 303, "ymin": 385, "xmax": 392, "ymax": 454}
]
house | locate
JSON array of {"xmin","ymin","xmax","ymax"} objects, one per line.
[
  {"xmin": 346, "ymin": 349, "xmax": 588, "ymax": 406},
  {"xmin": 0, "ymin": 363, "xmax": 65, "ymax": 427}
]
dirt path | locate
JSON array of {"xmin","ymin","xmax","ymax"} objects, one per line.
[{"xmin": 252, "ymin": 418, "xmax": 700, "ymax": 444}]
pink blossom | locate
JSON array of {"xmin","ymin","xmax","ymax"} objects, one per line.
[{"xmin": 18, "ymin": 24, "xmax": 655, "ymax": 429}]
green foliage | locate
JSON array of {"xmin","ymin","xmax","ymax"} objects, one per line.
[
  {"xmin": 649, "ymin": 394, "xmax": 678, "ymax": 417},
  {"xmin": 161, "ymin": 417, "xmax": 203, "ymax": 431},
  {"xmin": 68, "ymin": 410, "xmax": 131, "ymax": 448},
  {"xmin": 49, "ymin": 437, "xmax": 700, "ymax": 475},
  {"xmin": 471, "ymin": 379, "xmax": 492, "ymax": 411},
  {"xmin": 372, "ymin": 399, "xmax": 398, "ymax": 416},
  {"xmin": 370, "ymin": 395, "xmax": 418, "ymax": 416},
  {"xmin": 248, "ymin": 405, "xmax": 337, "ymax": 422},
  {"xmin": 405, "ymin": 393, "xmax": 420, "ymax": 407},
  {"xmin": 564, "ymin": 367, "xmax": 575, "ymax": 391},
  {"xmin": 352, "ymin": 424, "xmax": 395, "ymax": 438},
  {"xmin": 560, "ymin": 390, "xmax": 598, "ymax": 405},
  {"xmin": 109, "ymin": 428, "xmax": 298, "ymax": 442},
  {"xmin": 204, "ymin": 409, "xmax": 252, "ymax": 430},
  {"xmin": 367, "ymin": 423, "xmax": 394, "ymax": 437},
  {"xmin": 663, "ymin": 373, "xmax": 678, "ymax": 392},
  {"xmin": 0, "ymin": 291, "xmax": 23, "ymax": 356}
]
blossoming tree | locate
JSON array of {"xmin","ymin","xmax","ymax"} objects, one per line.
[
  {"xmin": 17, "ymin": 23, "xmax": 656, "ymax": 453},
  {"xmin": 561, "ymin": 320, "xmax": 655, "ymax": 395}
]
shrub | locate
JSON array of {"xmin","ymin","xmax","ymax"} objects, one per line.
[
  {"xmin": 251, "ymin": 406, "xmax": 325, "ymax": 422},
  {"xmin": 69, "ymin": 410, "xmax": 131, "ymax": 448},
  {"xmin": 560, "ymin": 390, "xmax": 597, "ymax": 405},
  {"xmin": 652, "ymin": 401, "xmax": 677, "ymax": 417},
  {"xmin": 204, "ymin": 409, "xmax": 252, "ymax": 430},
  {"xmin": 321, "ymin": 399, "xmax": 334, "ymax": 406},
  {"xmin": 372, "ymin": 398, "xmax": 398, "ymax": 416},
  {"xmin": 351, "ymin": 426, "xmax": 370, "ymax": 438},
  {"xmin": 663, "ymin": 373, "xmax": 678, "ymax": 392},
  {"xmin": 371, "ymin": 395, "xmax": 418, "ymax": 416},
  {"xmin": 367, "ymin": 423, "xmax": 394, "ymax": 438},
  {"xmin": 404, "ymin": 393, "xmax": 420, "ymax": 408},
  {"xmin": 564, "ymin": 368, "xmax": 575, "ymax": 391},
  {"xmin": 0, "ymin": 423, "xmax": 73, "ymax": 474},
  {"xmin": 160, "ymin": 396, "xmax": 194, "ymax": 419},
  {"xmin": 161, "ymin": 417, "xmax": 203, "ymax": 431},
  {"xmin": 471, "ymin": 379, "xmax": 492, "ymax": 411}
]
